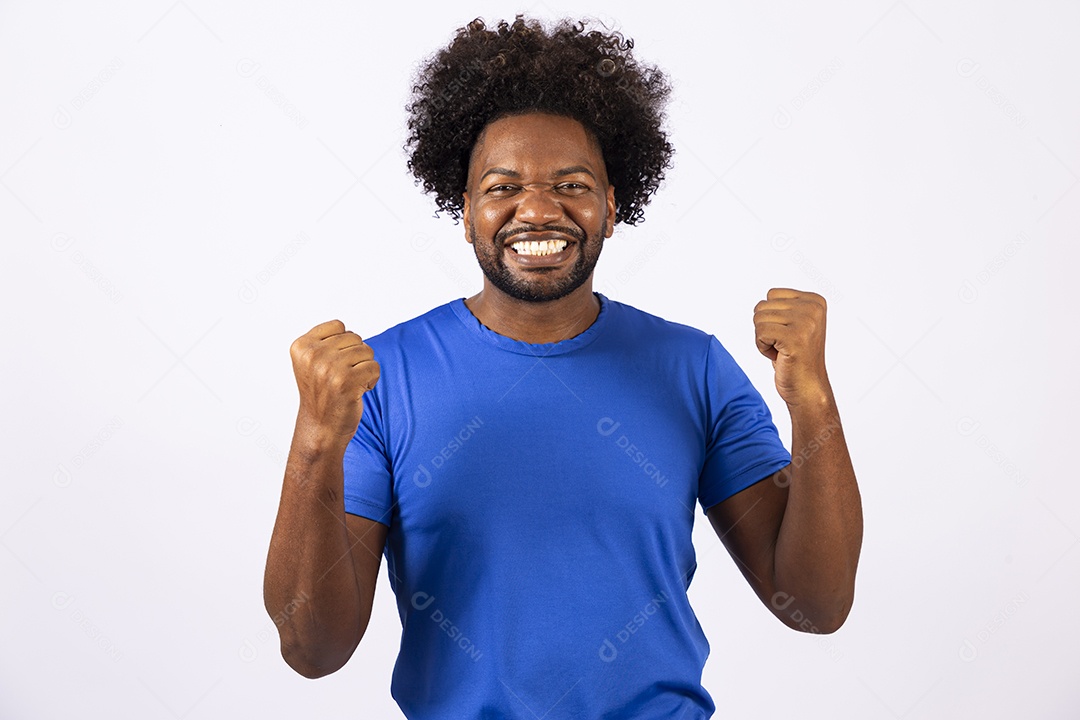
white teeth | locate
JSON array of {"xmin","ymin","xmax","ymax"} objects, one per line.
[{"xmin": 511, "ymin": 239, "xmax": 569, "ymax": 256}]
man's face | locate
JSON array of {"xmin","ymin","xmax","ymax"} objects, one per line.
[{"xmin": 462, "ymin": 112, "xmax": 616, "ymax": 303}]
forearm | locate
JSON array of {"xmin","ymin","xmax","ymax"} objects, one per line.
[
  {"xmin": 772, "ymin": 391, "xmax": 863, "ymax": 632},
  {"xmin": 263, "ymin": 417, "xmax": 364, "ymax": 677}
]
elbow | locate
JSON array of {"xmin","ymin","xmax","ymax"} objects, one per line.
[
  {"xmin": 777, "ymin": 605, "xmax": 849, "ymax": 635},
  {"xmin": 823, "ymin": 597, "xmax": 854, "ymax": 633},
  {"xmin": 771, "ymin": 588, "xmax": 854, "ymax": 635},
  {"xmin": 803, "ymin": 607, "xmax": 849, "ymax": 635},
  {"xmin": 281, "ymin": 645, "xmax": 344, "ymax": 679},
  {"xmin": 266, "ymin": 600, "xmax": 365, "ymax": 679},
  {"xmin": 279, "ymin": 638, "xmax": 354, "ymax": 679},
  {"xmin": 291, "ymin": 663, "xmax": 338, "ymax": 680}
]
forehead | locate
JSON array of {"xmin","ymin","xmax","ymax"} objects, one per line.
[{"xmin": 468, "ymin": 112, "xmax": 606, "ymax": 180}]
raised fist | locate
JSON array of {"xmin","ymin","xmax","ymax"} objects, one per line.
[{"xmin": 289, "ymin": 320, "xmax": 380, "ymax": 445}]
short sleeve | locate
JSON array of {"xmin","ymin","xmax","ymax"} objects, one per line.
[
  {"xmin": 342, "ymin": 385, "xmax": 394, "ymax": 526},
  {"xmin": 698, "ymin": 335, "xmax": 791, "ymax": 512}
]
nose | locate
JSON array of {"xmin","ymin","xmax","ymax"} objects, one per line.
[{"xmin": 513, "ymin": 184, "xmax": 564, "ymax": 225}]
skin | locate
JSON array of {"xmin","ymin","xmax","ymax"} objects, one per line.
[
  {"xmin": 264, "ymin": 110, "xmax": 861, "ymax": 680},
  {"xmin": 264, "ymin": 320, "xmax": 387, "ymax": 678},
  {"xmin": 708, "ymin": 289, "xmax": 863, "ymax": 632},
  {"xmin": 461, "ymin": 112, "xmax": 616, "ymax": 344},
  {"xmin": 461, "ymin": 111, "xmax": 862, "ymax": 632}
]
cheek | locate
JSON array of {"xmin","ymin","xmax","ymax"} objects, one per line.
[
  {"xmin": 568, "ymin": 200, "xmax": 603, "ymax": 229},
  {"xmin": 477, "ymin": 202, "xmax": 513, "ymax": 231}
]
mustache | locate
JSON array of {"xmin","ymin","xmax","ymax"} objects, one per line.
[{"xmin": 495, "ymin": 224, "xmax": 585, "ymax": 245}]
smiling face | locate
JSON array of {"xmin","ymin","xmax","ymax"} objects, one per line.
[{"xmin": 462, "ymin": 112, "xmax": 617, "ymax": 303}]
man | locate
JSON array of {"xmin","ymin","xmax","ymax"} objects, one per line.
[{"xmin": 264, "ymin": 15, "xmax": 862, "ymax": 719}]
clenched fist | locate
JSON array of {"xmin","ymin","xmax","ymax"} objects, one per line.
[
  {"xmin": 753, "ymin": 288, "xmax": 831, "ymax": 408},
  {"xmin": 289, "ymin": 320, "xmax": 380, "ymax": 447}
]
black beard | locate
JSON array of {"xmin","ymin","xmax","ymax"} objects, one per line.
[{"xmin": 469, "ymin": 220, "xmax": 606, "ymax": 303}]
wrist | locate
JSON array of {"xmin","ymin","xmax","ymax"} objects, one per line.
[
  {"xmin": 787, "ymin": 392, "xmax": 845, "ymax": 457},
  {"xmin": 292, "ymin": 411, "xmax": 353, "ymax": 461},
  {"xmin": 785, "ymin": 383, "xmax": 835, "ymax": 414}
]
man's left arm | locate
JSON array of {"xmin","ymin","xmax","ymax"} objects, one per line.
[{"xmin": 706, "ymin": 288, "xmax": 863, "ymax": 633}]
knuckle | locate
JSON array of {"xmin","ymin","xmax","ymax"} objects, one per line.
[
  {"xmin": 328, "ymin": 372, "xmax": 348, "ymax": 393},
  {"xmin": 361, "ymin": 364, "xmax": 380, "ymax": 390},
  {"xmin": 289, "ymin": 337, "xmax": 307, "ymax": 357},
  {"xmin": 314, "ymin": 360, "xmax": 334, "ymax": 381},
  {"xmin": 292, "ymin": 345, "xmax": 314, "ymax": 367}
]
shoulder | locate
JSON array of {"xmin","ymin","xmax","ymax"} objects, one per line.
[
  {"xmin": 600, "ymin": 295, "xmax": 714, "ymax": 355},
  {"xmin": 360, "ymin": 301, "xmax": 458, "ymax": 351}
]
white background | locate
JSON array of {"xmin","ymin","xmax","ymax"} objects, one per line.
[{"xmin": 2, "ymin": 0, "xmax": 1077, "ymax": 717}]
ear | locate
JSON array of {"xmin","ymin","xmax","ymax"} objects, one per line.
[
  {"xmin": 604, "ymin": 184, "xmax": 616, "ymax": 237},
  {"xmin": 462, "ymin": 191, "xmax": 472, "ymax": 243}
]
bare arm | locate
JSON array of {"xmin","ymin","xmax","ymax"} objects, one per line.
[
  {"xmin": 263, "ymin": 420, "xmax": 388, "ymax": 677},
  {"xmin": 707, "ymin": 396, "xmax": 861, "ymax": 633},
  {"xmin": 263, "ymin": 320, "xmax": 386, "ymax": 678},
  {"xmin": 706, "ymin": 289, "xmax": 862, "ymax": 633},
  {"xmin": 774, "ymin": 397, "xmax": 861, "ymax": 628}
]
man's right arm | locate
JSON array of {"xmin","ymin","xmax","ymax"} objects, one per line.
[{"xmin": 262, "ymin": 320, "xmax": 385, "ymax": 679}]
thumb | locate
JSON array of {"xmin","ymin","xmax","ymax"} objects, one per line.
[{"xmin": 756, "ymin": 335, "xmax": 779, "ymax": 361}]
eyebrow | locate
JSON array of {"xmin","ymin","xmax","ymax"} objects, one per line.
[
  {"xmin": 554, "ymin": 165, "xmax": 597, "ymax": 179},
  {"xmin": 479, "ymin": 167, "xmax": 520, "ymax": 181},
  {"xmin": 479, "ymin": 165, "xmax": 597, "ymax": 182}
]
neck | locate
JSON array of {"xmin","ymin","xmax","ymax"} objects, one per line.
[{"xmin": 463, "ymin": 281, "xmax": 600, "ymax": 344}]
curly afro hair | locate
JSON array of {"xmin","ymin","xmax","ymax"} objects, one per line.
[{"xmin": 405, "ymin": 15, "xmax": 674, "ymax": 226}]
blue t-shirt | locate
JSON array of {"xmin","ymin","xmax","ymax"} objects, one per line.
[{"xmin": 343, "ymin": 292, "xmax": 791, "ymax": 719}]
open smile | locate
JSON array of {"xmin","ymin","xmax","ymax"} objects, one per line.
[{"xmin": 504, "ymin": 239, "xmax": 576, "ymax": 266}]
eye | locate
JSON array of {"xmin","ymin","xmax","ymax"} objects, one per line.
[
  {"xmin": 556, "ymin": 182, "xmax": 589, "ymax": 195},
  {"xmin": 486, "ymin": 184, "xmax": 519, "ymax": 195}
]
